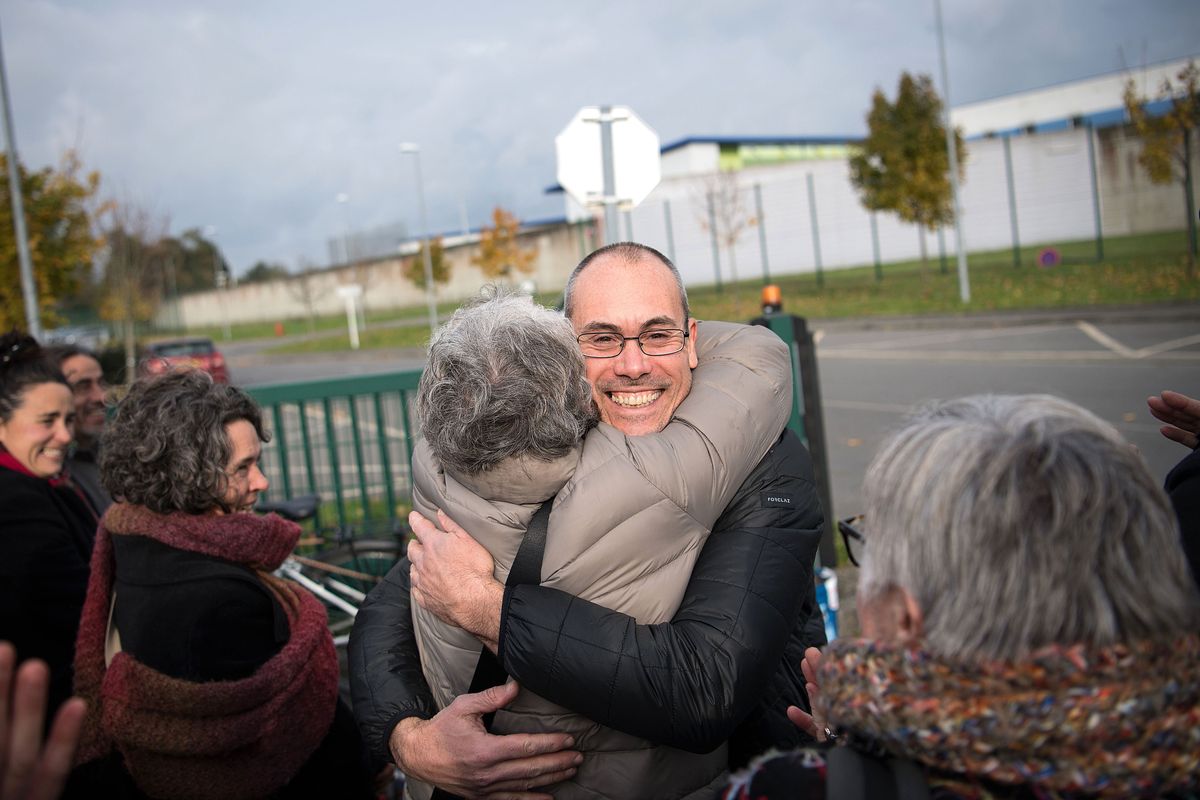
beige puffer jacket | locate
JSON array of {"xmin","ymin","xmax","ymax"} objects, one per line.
[{"xmin": 410, "ymin": 320, "xmax": 793, "ymax": 800}]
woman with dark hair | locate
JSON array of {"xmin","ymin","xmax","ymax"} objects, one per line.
[
  {"xmin": 67, "ymin": 370, "xmax": 371, "ymax": 799},
  {"xmin": 0, "ymin": 330, "xmax": 97, "ymax": 718}
]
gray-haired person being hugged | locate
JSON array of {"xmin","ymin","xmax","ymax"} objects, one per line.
[
  {"xmin": 66, "ymin": 370, "xmax": 372, "ymax": 799},
  {"xmin": 730, "ymin": 394, "xmax": 1200, "ymax": 800},
  {"xmin": 402, "ymin": 287, "xmax": 793, "ymax": 800}
]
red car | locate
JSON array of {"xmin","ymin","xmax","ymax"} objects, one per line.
[{"xmin": 139, "ymin": 337, "xmax": 230, "ymax": 383}]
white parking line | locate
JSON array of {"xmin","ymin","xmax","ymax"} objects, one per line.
[
  {"xmin": 819, "ymin": 348, "xmax": 1129, "ymax": 362},
  {"xmin": 1137, "ymin": 331, "xmax": 1200, "ymax": 357},
  {"xmin": 1075, "ymin": 321, "xmax": 1140, "ymax": 358},
  {"xmin": 1075, "ymin": 321, "xmax": 1200, "ymax": 359},
  {"xmin": 824, "ymin": 323, "xmax": 1071, "ymax": 351}
]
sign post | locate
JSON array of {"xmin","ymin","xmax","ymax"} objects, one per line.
[
  {"xmin": 336, "ymin": 284, "xmax": 363, "ymax": 350},
  {"xmin": 555, "ymin": 106, "xmax": 661, "ymax": 245}
]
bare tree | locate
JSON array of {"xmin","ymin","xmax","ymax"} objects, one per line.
[
  {"xmin": 286, "ymin": 258, "xmax": 324, "ymax": 334},
  {"xmin": 694, "ymin": 170, "xmax": 756, "ymax": 299},
  {"xmin": 96, "ymin": 199, "xmax": 168, "ymax": 383}
]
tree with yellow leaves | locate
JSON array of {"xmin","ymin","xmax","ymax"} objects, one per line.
[
  {"xmin": 0, "ymin": 151, "xmax": 106, "ymax": 329},
  {"xmin": 849, "ymin": 72, "xmax": 966, "ymax": 278},
  {"xmin": 402, "ymin": 236, "xmax": 450, "ymax": 289},
  {"xmin": 1124, "ymin": 61, "xmax": 1199, "ymax": 278},
  {"xmin": 472, "ymin": 207, "xmax": 537, "ymax": 280}
]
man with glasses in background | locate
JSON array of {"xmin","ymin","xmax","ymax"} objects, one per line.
[{"xmin": 351, "ymin": 242, "xmax": 828, "ymax": 798}]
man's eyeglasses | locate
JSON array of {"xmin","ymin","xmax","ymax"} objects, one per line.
[
  {"xmin": 577, "ymin": 328, "xmax": 689, "ymax": 359},
  {"xmin": 837, "ymin": 515, "xmax": 865, "ymax": 567}
]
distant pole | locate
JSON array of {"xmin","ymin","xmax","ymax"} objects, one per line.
[
  {"xmin": 870, "ymin": 211, "xmax": 883, "ymax": 281},
  {"xmin": 662, "ymin": 199, "xmax": 676, "ymax": 264},
  {"xmin": 1086, "ymin": 123, "xmax": 1104, "ymax": 262},
  {"xmin": 623, "ymin": 208, "xmax": 634, "ymax": 241},
  {"xmin": 599, "ymin": 106, "xmax": 620, "ymax": 245},
  {"xmin": 1002, "ymin": 136, "xmax": 1021, "ymax": 267},
  {"xmin": 806, "ymin": 173, "xmax": 824, "ymax": 290},
  {"xmin": 754, "ymin": 182, "xmax": 770, "ymax": 283},
  {"xmin": 0, "ymin": 17, "xmax": 39, "ymax": 337},
  {"xmin": 335, "ymin": 192, "xmax": 351, "ymax": 265},
  {"xmin": 400, "ymin": 143, "xmax": 439, "ymax": 338},
  {"xmin": 205, "ymin": 225, "xmax": 232, "ymax": 341},
  {"xmin": 706, "ymin": 192, "xmax": 722, "ymax": 292},
  {"xmin": 575, "ymin": 221, "xmax": 588, "ymax": 261},
  {"xmin": 937, "ymin": 225, "xmax": 949, "ymax": 274},
  {"xmin": 934, "ymin": 0, "xmax": 970, "ymax": 303}
]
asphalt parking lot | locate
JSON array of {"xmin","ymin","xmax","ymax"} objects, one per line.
[{"xmin": 815, "ymin": 315, "xmax": 1200, "ymax": 518}]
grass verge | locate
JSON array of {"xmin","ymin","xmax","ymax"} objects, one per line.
[{"xmin": 249, "ymin": 231, "xmax": 1194, "ymax": 355}]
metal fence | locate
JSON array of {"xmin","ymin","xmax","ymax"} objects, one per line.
[
  {"xmin": 247, "ymin": 371, "xmax": 422, "ymax": 533},
  {"xmin": 611, "ymin": 125, "xmax": 1197, "ymax": 290}
]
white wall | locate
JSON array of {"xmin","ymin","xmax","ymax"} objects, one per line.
[{"xmin": 607, "ymin": 123, "xmax": 1195, "ymax": 290}]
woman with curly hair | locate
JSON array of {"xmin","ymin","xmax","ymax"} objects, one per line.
[
  {"xmin": 0, "ymin": 330, "xmax": 97, "ymax": 719},
  {"xmin": 67, "ymin": 370, "xmax": 371, "ymax": 799}
]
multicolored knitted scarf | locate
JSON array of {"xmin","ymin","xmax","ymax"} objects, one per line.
[
  {"xmin": 816, "ymin": 636, "xmax": 1200, "ymax": 799},
  {"xmin": 74, "ymin": 503, "xmax": 339, "ymax": 800}
]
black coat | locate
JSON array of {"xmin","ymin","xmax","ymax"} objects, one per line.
[
  {"xmin": 67, "ymin": 536, "xmax": 373, "ymax": 800},
  {"xmin": 0, "ymin": 467, "xmax": 96, "ymax": 713},
  {"xmin": 350, "ymin": 429, "xmax": 826, "ymax": 768},
  {"xmin": 1165, "ymin": 446, "xmax": 1200, "ymax": 589}
]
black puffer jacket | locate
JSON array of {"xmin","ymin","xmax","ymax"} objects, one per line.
[{"xmin": 349, "ymin": 429, "xmax": 825, "ymax": 768}]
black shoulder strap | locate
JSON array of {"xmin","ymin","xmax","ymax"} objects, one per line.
[
  {"xmin": 463, "ymin": 498, "xmax": 552, "ymax": 700},
  {"xmin": 430, "ymin": 499, "xmax": 554, "ymax": 800},
  {"xmin": 506, "ymin": 498, "xmax": 552, "ymax": 588}
]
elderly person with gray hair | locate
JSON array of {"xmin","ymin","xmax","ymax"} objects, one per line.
[
  {"xmin": 67, "ymin": 370, "xmax": 372, "ymax": 799},
  {"xmin": 730, "ymin": 394, "xmax": 1200, "ymax": 800},
  {"xmin": 402, "ymin": 289, "xmax": 793, "ymax": 800}
]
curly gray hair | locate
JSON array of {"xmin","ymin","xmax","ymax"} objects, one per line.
[
  {"xmin": 858, "ymin": 393, "xmax": 1200, "ymax": 661},
  {"xmin": 100, "ymin": 370, "xmax": 269, "ymax": 514},
  {"xmin": 417, "ymin": 288, "xmax": 596, "ymax": 475}
]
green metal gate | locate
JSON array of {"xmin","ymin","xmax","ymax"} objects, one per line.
[{"xmin": 247, "ymin": 371, "xmax": 423, "ymax": 533}]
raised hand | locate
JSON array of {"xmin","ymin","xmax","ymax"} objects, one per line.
[
  {"xmin": 0, "ymin": 643, "xmax": 86, "ymax": 800},
  {"xmin": 1148, "ymin": 390, "xmax": 1200, "ymax": 450}
]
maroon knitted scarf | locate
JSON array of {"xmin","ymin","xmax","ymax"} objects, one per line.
[{"xmin": 74, "ymin": 504, "xmax": 338, "ymax": 800}]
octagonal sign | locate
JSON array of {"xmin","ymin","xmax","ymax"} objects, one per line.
[{"xmin": 555, "ymin": 106, "xmax": 661, "ymax": 208}]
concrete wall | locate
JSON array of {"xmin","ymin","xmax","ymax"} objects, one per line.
[
  {"xmin": 1097, "ymin": 124, "xmax": 1200, "ymax": 236},
  {"xmin": 166, "ymin": 222, "xmax": 585, "ymax": 328}
]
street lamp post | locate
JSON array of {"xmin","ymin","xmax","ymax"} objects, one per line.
[
  {"xmin": 204, "ymin": 225, "xmax": 233, "ymax": 341},
  {"xmin": 0, "ymin": 17, "xmax": 39, "ymax": 337},
  {"xmin": 335, "ymin": 192, "xmax": 351, "ymax": 265},
  {"xmin": 399, "ymin": 142, "xmax": 439, "ymax": 337},
  {"xmin": 934, "ymin": 0, "xmax": 971, "ymax": 304}
]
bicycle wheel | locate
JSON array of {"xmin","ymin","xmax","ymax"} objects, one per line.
[{"xmin": 303, "ymin": 539, "xmax": 404, "ymax": 637}]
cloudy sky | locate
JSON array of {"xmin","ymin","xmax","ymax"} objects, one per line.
[{"xmin": 5, "ymin": 0, "xmax": 1197, "ymax": 276}]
